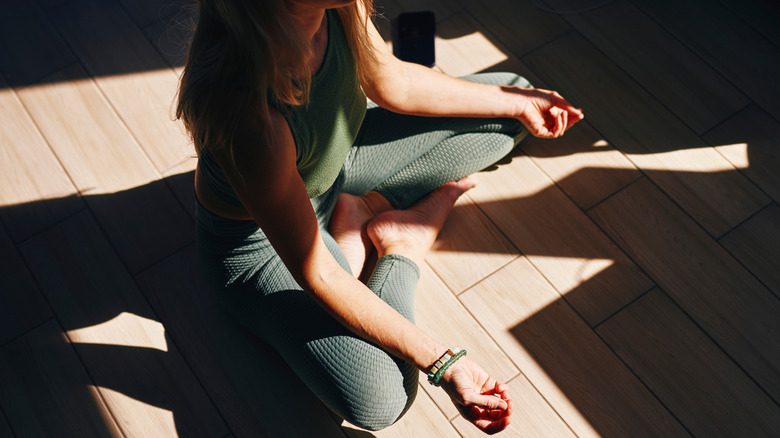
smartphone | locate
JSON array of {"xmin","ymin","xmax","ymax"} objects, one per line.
[{"xmin": 393, "ymin": 11, "xmax": 436, "ymax": 67}]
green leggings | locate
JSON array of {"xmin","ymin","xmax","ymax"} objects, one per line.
[{"xmin": 196, "ymin": 73, "xmax": 530, "ymax": 430}]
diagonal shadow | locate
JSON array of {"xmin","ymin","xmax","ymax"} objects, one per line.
[{"xmin": 1, "ymin": 0, "xmax": 779, "ymax": 436}]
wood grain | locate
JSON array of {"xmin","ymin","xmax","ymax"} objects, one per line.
[
  {"xmin": 434, "ymin": 12, "xmax": 510, "ymax": 77},
  {"xmin": 0, "ymin": 224, "xmax": 52, "ymax": 346},
  {"xmin": 416, "ymin": 264, "xmax": 519, "ymax": 418},
  {"xmin": 523, "ymin": 32, "xmax": 769, "ymax": 237},
  {"xmin": 0, "ymin": 74, "xmax": 83, "ymax": 241},
  {"xmin": 19, "ymin": 211, "xmax": 228, "ymax": 438},
  {"xmin": 16, "ymin": 63, "xmax": 194, "ymax": 273},
  {"xmin": 0, "ymin": 320, "xmax": 124, "ymax": 437},
  {"xmin": 589, "ymin": 177, "xmax": 780, "ymax": 402},
  {"xmin": 545, "ymin": 0, "xmax": 748, "ymax": 134},
  {"xmin": 135, "ymin": 245, "xmax": 348, "ymax": 437},
  {"xmin": 633, "ymin": 0, "xmax": 780, "ymax": 122},
  {"xmin": 704, "ymin": 105, "xmax": 780, "ymax": 204},
  {"xmin": 427, "ymin": 194, "xmax": 518, "ymax": 294},
  {"xmin": 456, "ymin": 0, "xmax": 570, "ymax": 58},
  {"xmin": 459, "ymin": 257, "xmax": 687, "ymax": 437},
  {"xmin": 0, "ymin": 409, "xmax": 12, "ymax": 438},
  {"xmin": 0, "ymin": 1, "xmax": 74, "ymax": 86},
  {"xmin": 467, "ymin": 153, "xmax": 653, "ymax": 326},
  {"xmin": 49, "ymin": 0, "xmax": 190, "ymax": 174},
  {"xmin": 451, "ymin": 374, "xmax": 576, "ymax": 438},
  {"xmin": 520, "ymin": 122, "xmax": 641, "ymax": 210},
  {"xmin": 718, "ymin": 0, "xmax": 780, "ymax": 48},
  {"xmin": 598, "ymin": 288, "xmax": 780, "ymax": 436},
  {"xmin": 720, "ymin": 204, "xmax": 780, "ymax": 297}
]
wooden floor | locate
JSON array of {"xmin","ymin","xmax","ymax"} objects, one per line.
[{"xmin": 1, "ymin": 0, "xmax": 779, "ymax": 436}]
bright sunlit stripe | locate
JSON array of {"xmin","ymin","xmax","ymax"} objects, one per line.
[
  {"xmin": 67, "ymin": 312, "xmax": 168, "ymax": 352},
  {"xmin": 525, "ymin": 256, "xmax": 615, "ymax": 294}
]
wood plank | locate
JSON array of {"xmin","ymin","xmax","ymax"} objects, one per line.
[
  {"xmin": 143, "ymin": 13, "xmax": 193, "ymax": 75},
  {"xmin": 632, "ymin": 0, "xmax": 780, "ymax": 122},
  {"xmin": 340, "ymin": 388, "xmax": 458, "ymax": 438},
  {"xmin": 118, "ymin": 0, "xmax": 182, "ymax": 28},
  {"xmin": 19, "ymin": 211, "xmax": 228, "ymax": 438},
  {"xmin": 17, "ymin": 63, "xmax": 194, "ymax": 273},
  {"xmin": 544, "ymin": 0, "xmax": 748, "ymax": 134},
  {"xmin": 416, "ymin": 264, "xmax": 519, "ymax": 418},
  {"xmin": 598, "ymin": 288, "xmax": 780, "ymax": 436},
  {"xmin": 0, "ymin": 224, "xmax": 52, "ymax": 346},
  {"xmin": 0, "ymin": 73, "xmax": 83, "ymax": 241},
  {"xmin": 720, "ymin": 204, "xmax": 780, "ymax": 297},
  {"xmin": 718, "ymin": 0, "xmax": 780, "ymax": 48},
  {"xmin": 588, "ymin": 177, "xmax": 780, "ymax": 402},
  {"xmin": 0, "ymin": 409, "xmax": 12, "ymax": 438},
  {"xmin": 456, "ymin": 0, "xmax": 570, "ymax": 58},
  {"xmin": 459, "ymin": 257, "xmax": 687, "ymax": 437},
  {"xmin": 704, "ymin": 105, "xmax": 780, "ymax": 204},
  {"xmin": 134, "ymin": 245, "xmax": 347, "ymax": 437},
  {"xmin": 520, "ymin": 122, "xmax": 642, "ymax": 210},
  {"xmin": 427, "ymin": 194, "xmax": 518, "ymax": 294},
  {"xmin": 162, "ymin": 160, "xmax": 196, "ymax": 222},
  {"xmin": 523, "ymin": 32, "xmax": 769, "ymax": 237},
  {"xmin": 49, "ymin": 0, "xmax": 191, "ymax": 173},
  {"xmin": 0, "ymin": 320, "xmax": 124, "ymax": 437},
  {"xmin": 0, "ymin": 1, "xmax": 74, "ymax": 86},
  {"xmin": 434, "ymin": 12, "xmax": 511, "ymax": 77},
  {"xmin": 451, "ymin": 374, "xmax": 576, "ymax": 438},
  {"xmin": 468, "ymin": 153, "xmax": 653, "ymax": 326}
]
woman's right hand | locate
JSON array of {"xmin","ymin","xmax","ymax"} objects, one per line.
[{"xmin": 440, "ymin": 357, "xmax": 513, "ymax": 434}]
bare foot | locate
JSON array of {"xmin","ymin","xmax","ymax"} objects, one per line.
[
  {"xmin": 329, "ymin": 191, "xmax": 394, "ymax": 277},
  {"xmin": 367, "ymin": 178, "xmax": 476, "ymax": 267}
]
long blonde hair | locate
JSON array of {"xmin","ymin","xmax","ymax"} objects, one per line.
[{"xmin": 176, "ymin": 0, "xmax": 377, "ymax": 158}]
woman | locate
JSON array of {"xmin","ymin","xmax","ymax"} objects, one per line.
[{"xmin": 177, "ymin": 0, "xmax": 583, "ymax": 433}]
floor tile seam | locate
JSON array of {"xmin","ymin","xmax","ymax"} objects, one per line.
[
  {"xmin": 551, "ymin": 1, "xmax": 750, "ymax": 135},
  {"xmin": 128, "ymin": 239, "xmax": 239, "ymax": 436},
  {"xmin": 714, "ymin": 0, "xmax": 780, "ymax": 52},
  {"xmin": 424, "ymin": 257, "xmax": 524, "ymax": 381},
  {"xmin": 45, "ymin": 0, "xmax": 180, "ymax": 178},
  {"xmin": 55, "ymin": 205, "xmax": 232, "ymax": 435},
  {"xmin": 626, "ymin": 0, "xmax": 780, "ymax": 123},
  {"xmin": 595, "ymin": 286, "xmax": 780, "ymax": 425},
  {"xmin": 587, "ymin": 179, "xmax": 780, "ymax": 407},
  {"xmin": 590, "ymin": 292, "xmax": 696, "ymax": 437},
  {"xmin": 4, "ymin": 70, "xmax": 83, "ymax": 212},
  {"xmin": 500, "ymin": 371, "xmax": 580, "ymax": 438},
  {"xmin": 716, "ymin": 202, "xmax": 780, "ymax": 301}
]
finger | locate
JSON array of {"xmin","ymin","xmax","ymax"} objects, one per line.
[
  {"xmin": 559, "ymin": 110, "xmax": 568, "ymax": 137},
  {"xmin": 463, "ymin": 393, "xmax": 509, "ymax": 411},
  {"xmin": 482, "ymin": 417, "xmax": 511, "ymax": 435},
  {"xmin": 554, "ymin": 95, "xmax": 583, "ymax": 116}
]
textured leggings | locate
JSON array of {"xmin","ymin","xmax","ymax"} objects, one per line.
[{"xmin": 195, "ymin": 72, "xmax": 530, "ymax": 430}]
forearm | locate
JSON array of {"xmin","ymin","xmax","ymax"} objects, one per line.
[
  {"xmin": 301, "ymin": 249, "xmax": 445, "ymax": 372},
  {"xmin": 372, "ymin": 61, "xmax": 523, "ymax": 119}
]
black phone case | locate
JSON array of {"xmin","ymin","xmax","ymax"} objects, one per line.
[{"xmin": 393, "ymin": 11, "xmax": 436, "ymax": 67}]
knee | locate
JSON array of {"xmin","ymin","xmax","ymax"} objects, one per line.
[{"xmin": 343, "ymin": 376, "xmax": 418, "ymax": 431}]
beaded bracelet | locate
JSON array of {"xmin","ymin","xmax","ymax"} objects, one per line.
[{"xmin": 427, "ymin": 348, "xmax": 467, "ymax": 386}]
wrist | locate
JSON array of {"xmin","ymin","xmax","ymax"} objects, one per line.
[{"xmin": 426, "ymin": 347, "xmax": 467, "ymax": 386}]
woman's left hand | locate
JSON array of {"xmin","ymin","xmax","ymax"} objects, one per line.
[{"xmin": 511, "ymin": 87, "xmax": 584, "ymax": 138}]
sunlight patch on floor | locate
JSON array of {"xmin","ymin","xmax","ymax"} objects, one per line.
[
  {"xmin": 94, "ymin": 386, "xmax": 177, "ymax": 437},
  {"xmin": 526, "ymin": 256, "xmax": 614, "ymax": 295},
  {"xmin": 435, "ymin": 31, "xmax": 508, "ymax": 77},
  {"xmin": 67, "ymin": 312, "xmax": 168, "ymax": 352}
]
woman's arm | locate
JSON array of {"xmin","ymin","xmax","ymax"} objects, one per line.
[
  {"xmin": 360, "ymin": 15, "xmax": 583, "ymax": 138},
  {"xmin": 215, "ymin": 109, "xmax": 510, "ymax": 432}
]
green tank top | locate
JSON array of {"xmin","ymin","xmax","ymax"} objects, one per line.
[{"xmin": 198, "ymin": 9, "xmax": 366, "ymax": 205}]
